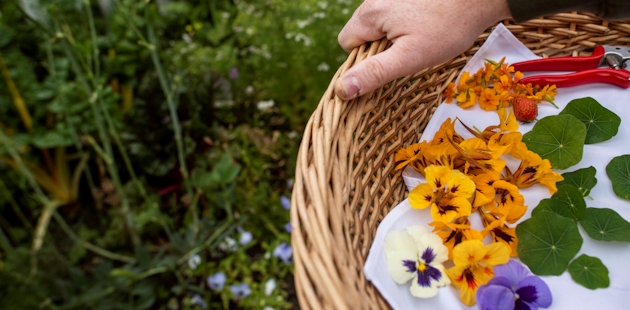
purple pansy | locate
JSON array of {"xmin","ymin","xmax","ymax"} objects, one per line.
[
  {"xmin": 230, "ymin": 282, "xmax": 251, "ymax": 299},
  {"xmin": 476, "ymin": 259, "xmax": 552, "ymax": 310},
  {"xmin": 207, "ymin": 272, "xmax": 226, "ymax": 291},
  {"xmin": 280, "ymin": 195, "xmax": 290, "ymax": 210},
  {"xmin": 273, "ymin": 242, "xmax": 293, "ymax": 264}
]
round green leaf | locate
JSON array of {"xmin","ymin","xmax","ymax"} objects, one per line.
[
  {"xmin": 568, "ymin": 254, "xmax": 610, "ymax": 289},
  {"xmin": 559, "ymin": 97, "xmax": 621, "ymax": 144},
  {"xmin": 606, "ymin": 155, "xmax": 630, "ymax": 200},
  {"xmin": 557, "ymin": 166, "xmax": 597, "ymax": 197},
  {"xmin": 522, "ymin": 114, "xmax": 586, "ymax": 170},
  {"xmin": 532, "ymin": 198, "xmax": 577, "ymax": 221},
  {"xmin": 531, "ymin": 185, "xmax": 586, "ymax": 221},
  {"xmin": 579, "ymin": 207, "xmax": 630, "ymax": 242},
  {"xmin": 517, "ymin": 211, "xmax": 583, "ymax": 275}
]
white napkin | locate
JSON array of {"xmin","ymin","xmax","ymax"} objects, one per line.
[{"xmin": 364, "ymin": 23, "xmax": 630, "ymax": 310}]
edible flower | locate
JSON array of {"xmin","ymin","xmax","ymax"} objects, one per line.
[
  {"xmin": 408, "ymin": 165, "xmax": 475, "ymax": 223},
  {"xmin": 476, "ymin": 259, "xmax": 552, "ymax": 310},
  {"xmin": 446, "ymin": 240, "xmax": 510, "ymax": 306},
  {"xmin": 384, "ymin": 225, "xmax": 451, "ymax": 298}
]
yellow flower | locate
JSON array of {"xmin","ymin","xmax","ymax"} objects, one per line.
[
  {"xmin": 494, "ymin": 74, "xmax": 512, "ymax": 94},
  {"xmin": 511, "ymin": 149, "xmax": 564, "ymax": 194},
  {"xmin": 479, "ymin": 88, "xmax": 500, "ymax": 111},
  {"xmin": 471, "ymin": 173, "xmax": 497, "ymax": 209},
  {"xmin": 446, "ymin": 240, "xmax": 510, "ymax": 306},
  {"xmin": 394, "ymin": 142, "xmax": 428, "ymax": 172},
  {"xmin": 457, "ymin": 89, "xmax": 478, "ymax": 109},
  {"xmin": 452, "ymin": 138, "xmax": 506, "ymax": 177},
  {"xmin": 481, "ymin": 214, "xmax": 519, "ymax": 256},
  {"xmin": 487, "ymin": 180, "xmax": 527, "ymax": 224},
  {"xmin": 430, "ymin": 218, "xmax": 483, "ymax": 260},
  {"xmin": 534, "ymin": 84, "xmax": 558, "ymax": 103},
  {"xmin": 409, "ymin": 165, "xmax": 475, "ymax": 223}
]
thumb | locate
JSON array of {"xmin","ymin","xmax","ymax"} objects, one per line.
[{"xmin": 334, "ymin": 40, "xmax": 419, "ymax": 100}]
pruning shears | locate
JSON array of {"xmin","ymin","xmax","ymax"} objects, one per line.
[{"xmin": 512, "ymin": 45, "xmax": 630, "ymax": 88}]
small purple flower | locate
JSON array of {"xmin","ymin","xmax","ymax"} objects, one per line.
[
  {"xmin": 476, "ymin": 260, "xmax": 552, "ymax": 310},
  {"xmin": 207, "ymin": 272, "xmax": 226, "ymax": 291},
  {"xmin": 280, "ymin": 196, "xmax": 290, "ymax": 210},
  {"xmin": 190, "ymin": 294, "xmax": 208, "ymax": 309},
  {"xmin": 230, "ymin": 283, "xmax": 251, "ymax": 299},
  {"xmin": 284, "ymin": 222, "xmax": 292, "ymax": 233},
  {"xmin": 273, "ymin": 242, "xmax": 293, "ymax": 264},
  {"xmin": 229, "ymin": 67, "xmax": 239, "ymax": 79}
]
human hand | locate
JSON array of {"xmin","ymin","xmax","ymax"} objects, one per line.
[{"xmin": 335, "ymin": 0, "xmax": 511, "ymax": 100}]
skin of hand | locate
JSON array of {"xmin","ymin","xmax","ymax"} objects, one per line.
[{"xmin": 335, "ymin": 0, "xmax": 512, "ymax": 100}]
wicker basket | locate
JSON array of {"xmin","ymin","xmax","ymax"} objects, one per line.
[{"xmin": 291, "ymin": 13, "xmax": 630, "ymax": 309}]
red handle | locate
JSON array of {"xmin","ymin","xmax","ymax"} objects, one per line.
[
  {"xmin": 519, "ymin": 68, "xmax": 630, "ymax": 88},
  {"xmin": 512, "ymin": 46, "xmax": 605, "ymax": 72}
]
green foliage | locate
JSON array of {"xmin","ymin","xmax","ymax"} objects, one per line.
[
  {"xmin": 516, "ymin": 211, "xmax": 583, "ymax": 276},
  {"xmin": 559, "ymin": 97, "xmax": 621, "ymax": 144},
  {"xmin": 606, "ymin": 155, "xmax": 630, "ymax": 200},
  {"xmin": 522, "ymin": 114, "xmax": 586, "ymax": 170},
  {"xmin": 557, "ymin": 166, "xmax": 597, "ymax": 197},
  {"xmin": 568, "ymin": 254, "xmax": 610, "ymax": 289},
  {"xmin": 579, "ymin": 207, "xmax": 630, "ymax": 242},
  {"xmin": 531, "ymin": 185, "xmax": 586, "ymax": 221},
  {"xmin": 0, "ymin": 0, "xmax": 361, "ymax": 308}
]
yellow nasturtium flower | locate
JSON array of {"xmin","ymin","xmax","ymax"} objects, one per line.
[
  {"xmin": 446, "ymin": 240, "xmax": 510, "ymax": 306},
  {"xmin": 430, "ymin": 218, "xmax": 483, "ymax": 260},
  {"xmin": 409, "ymin": 165, "xmax": 475, "ymax": 223},
  {"xmin": 481, "ymin": 214, "xmax": 519, "ymax": 257}
]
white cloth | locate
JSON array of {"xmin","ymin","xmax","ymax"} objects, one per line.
[{"xmin": 364, "ymin": 23, "xmax": 630, "ymax": 310}]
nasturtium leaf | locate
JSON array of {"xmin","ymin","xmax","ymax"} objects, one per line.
[
  {"xmin": 559, "ymin": 97, "xmax": 621, "ymax": 144},
  {"xmin": 557, "ymin": 166, "xmax": 597, "ymax": 197},
  {"xmin": 531, "ymin": 185, "xmax": 586, "ymax": 221},
  {"xmin": 522, "ymin": 114, "xmax": 586, "ymax": 170},
  {"xmin": 606, "ymin": 155, "xmax": 630, "ymax": 200},
  {"xmin": 579, "ymin": 207, "xmax": 630, "ymax": 242},
  {"xmin": 532, "ymin": 198, "xmax": 577, "ymax": 221},
  {"xmin": 517, "ymin": 211, "xmax": 583, "ymax": 275},
  {"xmin": 568, "ymin": 254, "xmax": 610, "ymax": 289}
]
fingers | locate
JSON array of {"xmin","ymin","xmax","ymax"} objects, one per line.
[
  {"xmin": 337, "ymin": 7, "xmax": 386, "ymax": 53},
  {"xmin": 334, "ymin": 39, "xmax": 419, "ymax": 100}
]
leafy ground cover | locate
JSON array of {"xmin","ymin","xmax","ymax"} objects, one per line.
[{"xmin": 0, "ymin": 0, "xmax": 359, "ymax": 308}]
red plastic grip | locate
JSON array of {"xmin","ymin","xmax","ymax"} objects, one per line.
[
  {"xmin": 512, "ymin": 46, "xmax": 605, "ymax": 72},
  {"xmin": 519, "ymin": 68, "xmax": 630, "ymax": 88}
]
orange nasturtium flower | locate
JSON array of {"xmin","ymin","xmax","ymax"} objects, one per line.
[
  {"xmin": 430, "ymin": 218, "xmax": 483, "ymax": 260},
  {"xmin": 409, "ymin": 165, "xmax": 475, "ymax": 223},
  {"xmin": 481, "ymin": 214, "xmax": 519, "ymax": 256},
  {"xmin": 510, "ymin": 149, "xmax": 564, "ymax": 194},
  {"xmin": 478, "ymin": 88, "xmax": 500, "ymax": 111},
  {"xmin": 444, "ymin": 82, "xmax": 456, "ymax": 103},
  {"xmin": 446, "ymin": 240, "xmax": 510, "ymax": 306}
]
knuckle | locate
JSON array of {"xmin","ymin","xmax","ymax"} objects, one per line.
[{"xmin": 362, "ymin": 57, "xmax": 390, "ymax": 87}]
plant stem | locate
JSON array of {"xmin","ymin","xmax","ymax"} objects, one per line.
[
  {"xmin": 52, "ymin": 211, "xmax": 135, "ymax": 263},
  {"xmin": 56, "ymin": 21, "xmax": 140, "ymax": 247},
  {"xmin": 0, "ymin": 177, "xmax": 33, "ymax": 230}
]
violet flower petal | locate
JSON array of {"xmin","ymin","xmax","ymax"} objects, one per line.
[
  {"xmin": 486, "ymin": 276, "xmax": 513, "ymax": 289},
  {"xmin": 281, "ymin": 196, "xmax": 290, "ymax": 210},
  {"xmin": 476, "ymin": 284, "xmax": 515, "ymax": 310},
  {"xmin": 516, "ymin": 276, "xmax": 552, "ymax": 308},
  {"xmin": 494, "ymin": 259, "xmax": 531, "ymax": 290}
]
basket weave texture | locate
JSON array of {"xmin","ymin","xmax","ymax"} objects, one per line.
[{"xmin": 291, "ymin": 13, "xmax": 630, "ymax": 310}]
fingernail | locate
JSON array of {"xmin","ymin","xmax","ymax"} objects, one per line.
[{"xmin": 339, "ymin": 75, "xmax": 360, "ymax": 100}]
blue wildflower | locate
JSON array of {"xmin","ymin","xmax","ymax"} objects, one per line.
[
  {"xmin": 476, "ymin": 259, "xmax": 552, "ymax": 310},
  {"xmin": 239, "ymin": 230, "xmax": 253, "ymax": 246},
  {"xmin": 284, "ymin": 222, "xmax": 292, "ymax": 233},
  {"xmin": 230, "ymin": 283, "xmax": 252, "ymax": 299},
  {"xmin": 207, "ymin": 272, "xmax": 226, "ymax": 291},
  {"xmin": 281, "ymin": 195, "xmax": 290, "ymax": 210},
  {"xmin": 190, "ymin": 294, "xmax": 208, "ymax": 309},
  {"xmin": 273, "ymin": 242, "xmax": 293, "ymax": 264}
]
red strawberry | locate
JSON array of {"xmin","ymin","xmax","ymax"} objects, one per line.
[{"xmin": 513, "ymin": 96, "xmax": 537, "ymax": 122}]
